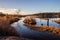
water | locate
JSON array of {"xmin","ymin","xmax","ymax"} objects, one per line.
[
  {"xmin": 11, "ymin": 18, "xmax": 60, "ymax": 39},
  {"xmin": 35, "ymin": 18, "xmax": 60, "ymax": 27}
]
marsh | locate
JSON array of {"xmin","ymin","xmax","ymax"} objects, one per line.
[{"xmin": 11, "ymin": 18, "xmax": 60, "ymax": 39}]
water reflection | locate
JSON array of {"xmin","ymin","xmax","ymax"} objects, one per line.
[
  {"xmin": 35, "ymin": 18, "xmax": 60, "ymax": 27},
  {"xmin": 11, "ymin": 18, "xmax": 60, "ymax": 39}
]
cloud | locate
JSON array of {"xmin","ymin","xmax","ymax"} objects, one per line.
[{"xmin": 0, "ymin": 8, "xmax": 33, "ymax": 15}]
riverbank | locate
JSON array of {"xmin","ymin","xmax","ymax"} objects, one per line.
[
  {"xmin": 0, "ymin": 16, "xmax": 20, "ymax": 36},
  {"xmin": 54, "ymin": 20, "xmax": 60, "ymax": 24},
  {"xmin": 24, "ymin": 24, "xmax": 60, "ymax": 36},
  {"xmin": 40, "ymin": 18, "xmax": 49, "ymax": 20},
  {"xmin": 0, "ymin": 16, "xmax": 32, "ymax": 40}
]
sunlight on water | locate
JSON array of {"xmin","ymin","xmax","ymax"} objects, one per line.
[{"xmin": 11, "ymin": 18, "xmax": 60, "ymax": 39}]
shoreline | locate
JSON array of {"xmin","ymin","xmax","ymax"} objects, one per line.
[
  {"xmin": 0, "ymin": 16, "xmax": 33, "ymax": 40},
  {"xmin": 24, "ymin": 24, "xmax": 60, "ymax": 36},
  {"xmin": 54, "ymin": 20, "xmax": 60, "ymax": 24}
]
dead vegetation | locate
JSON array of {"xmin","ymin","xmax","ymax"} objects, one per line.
[
  {"xmin": 0, "ymin": 16, "xmax": 20, "ymax": 36},
  {"xmin": 54, "ymin": 20, "xmax": 60, "ymax": 24},
  {"xmin": 0, "ymin": 15, "xmax": 33, "ymax": 40},
  {"xmin": 24, "ymin": 24, "xmax": 60, "ymax": 36},
  {"xmin": 40, "ymin": 18, "xmax": 49, "ymax": 20}
]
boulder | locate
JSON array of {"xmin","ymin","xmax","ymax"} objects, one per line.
[{"xmin": 23, "ymin": 17, "xmax": 36, "ymax": 25}]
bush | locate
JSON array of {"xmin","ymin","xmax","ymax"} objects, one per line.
[{"xmin": 0, "ymin": 12, "xmax": 5, "ymax": 17}]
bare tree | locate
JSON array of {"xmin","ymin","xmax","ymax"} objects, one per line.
[{"xmin": 16, "ymin": 10, "xmax": 20, "ymax": 15}]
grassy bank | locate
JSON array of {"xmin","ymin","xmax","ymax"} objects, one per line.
[
  {"xmin": 54, "ymin": 20, "xmax": 60, "ymax": 24},
  {"xmin": 0, "ymin": 16, "xmax": 20, "ymax": 36},
  {"xmin": 24, "ymin": 24, "xmax": 60, "ymax": 36},
  {"xmin": 0, "ymin": 16, "xmax": 33, "ymax": 40}
]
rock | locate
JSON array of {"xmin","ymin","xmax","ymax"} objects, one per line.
[{"xmin": 23, "ymin": 17, "xmax": 36, "ymax": 25}]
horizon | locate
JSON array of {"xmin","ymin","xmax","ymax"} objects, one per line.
[
  {"xmin": 0, "ymin": 8, "xmax": 60, "ymax": 15},
  {"xmin": 0, "ymin": 0, "xmax": 60, "ymax": 14}
]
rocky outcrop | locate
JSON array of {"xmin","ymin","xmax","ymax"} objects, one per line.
[{"xmin": 23, "ymin": 17, "xmax": 36, "ymax": 25}]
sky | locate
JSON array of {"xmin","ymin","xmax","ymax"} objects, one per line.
[{"xmin": 0, "ymin": 0, "xmax": 60, "ymax": 13}]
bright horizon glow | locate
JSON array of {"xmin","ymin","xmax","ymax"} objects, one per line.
[{"xmin": 0, "ymin": 0, "xmax": 60, "ymax": 13}]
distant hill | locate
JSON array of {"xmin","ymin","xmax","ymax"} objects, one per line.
[
  {"xmin": 24, "ymin": 12, "xmax": 60, "ymax": 18},
  {"xmin": 0, "ymin": 8, "xmax": 60, "ymax": 18}
]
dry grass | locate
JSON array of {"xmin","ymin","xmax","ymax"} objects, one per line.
[
  {"xmin": 0, "ymin": 16, "xmax": 20, "ymax": 36},
  {"xmin": 0, "ymin": 16, "xmax": 33, "ymax": 40},
  {"xmin": 54, "ymin": 20, "xmax": 60, "ymax": 24},
  {"xmin": 40, "ymin": 18, "xmax": 49, "ymax": 20},
  {"xmin": 24, "ymin": 24, "xmax": 60, "ymax": 36}
]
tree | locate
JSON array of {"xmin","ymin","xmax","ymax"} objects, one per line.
[
  {"xmin": 16, "ymin": 10, "xmax": 20, "ymax": 15},
  {"xmin": 0, "ymin": 12, "xmax": 5, "ymax": 16}
]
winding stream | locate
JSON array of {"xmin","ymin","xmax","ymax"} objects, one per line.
[{"xmin": 11, "ymin": 18, "xmax": 60, "ymax": 39}]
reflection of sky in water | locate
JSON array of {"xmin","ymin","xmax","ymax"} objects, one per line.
[
  {"xmin": 35, "ymin": 18, "xmax": 60, "ymax": 27},
  {"xmin": 11, "ymin": 18, "xmax": 60, "ymax": 39},
  {"xmin": 35, "ymin": 18, "xmax": 47, "ymax": 26}
]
